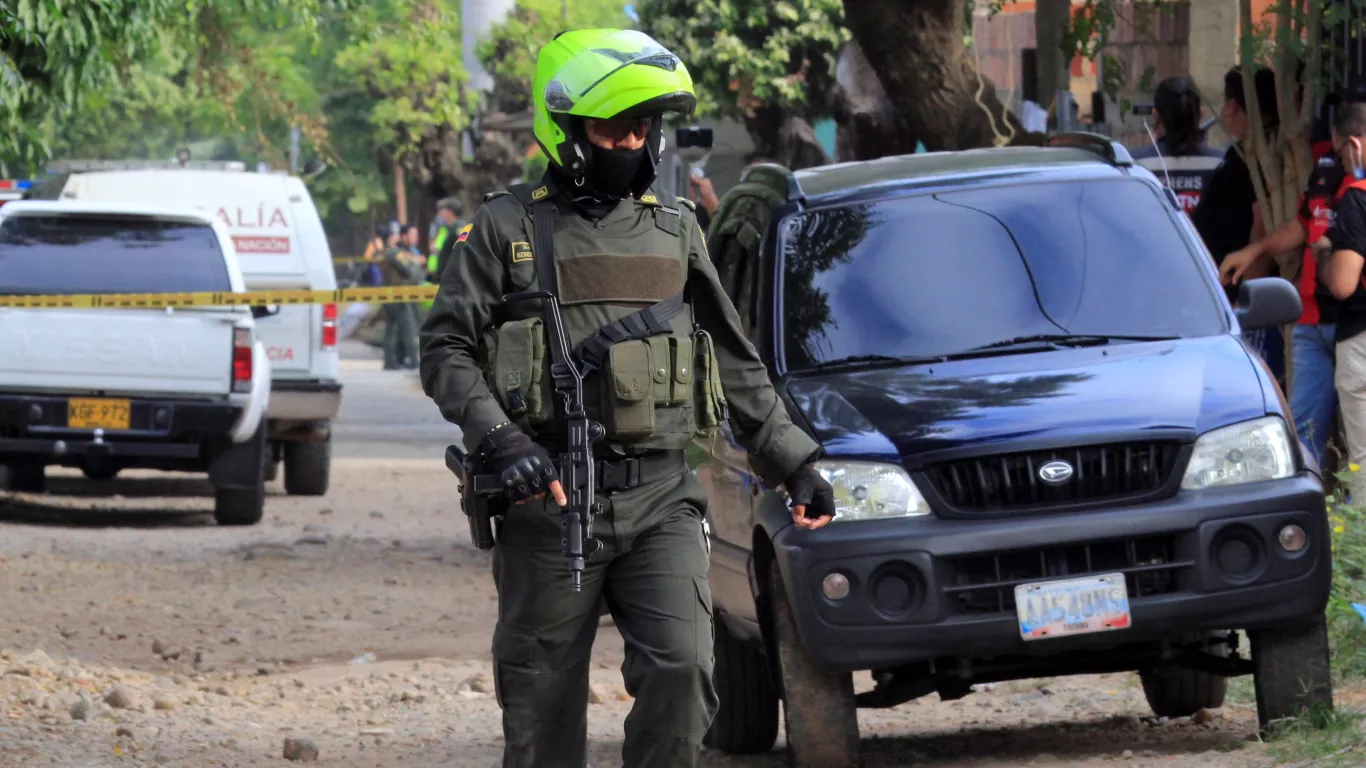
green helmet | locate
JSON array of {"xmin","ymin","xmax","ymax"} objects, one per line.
[{"xmin": 532, "ymin": 29, "xmax": 696, "ymax": 189}]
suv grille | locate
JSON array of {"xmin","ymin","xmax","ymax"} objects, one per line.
[
  {"xmin": 940, "ymin": 535, "xmax": 1189, "ymax": 616},
  {"xmin": 926, "ymin": 441, "xmax": 1180, "ymax": 514}
]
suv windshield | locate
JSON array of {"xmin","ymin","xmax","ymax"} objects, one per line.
[
  {"xmin": 0, "ymin": 214, "xmax": 231, "ymax": 295},
  {"xmin": 780, "ymin": 178, "xmax": 1225, "ymax": 369}
]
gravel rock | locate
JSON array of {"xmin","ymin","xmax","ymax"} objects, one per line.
[
  {"xmin": 282, "ymin": 737, "xmax": 319, "ymax": 761},
  {"xmin": 457, "ymin": 673, "xmax": 493, "ymax": 694},
  {"xmin": 1192, "ymin": 708, "xmax": 1217, "ymax": 726},
  {"xmin": 152, "ymin": 694, "xmax": 177, "ymax": 711},
  {"xmin": 69, "ymin": 697, "xmax": 93, "ymax": 721},
  {"xmin": 103, "ymin": 686, "xmax": 136, "ymax": 710}
]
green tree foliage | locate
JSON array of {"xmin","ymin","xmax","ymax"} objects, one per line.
[
  {"xmin": 635, "ymin": 0, "xmax": 849, "ymax": 124},
  {"xmin": 477, "ymin": 0, "xmax": 633, "ymax": 115}
]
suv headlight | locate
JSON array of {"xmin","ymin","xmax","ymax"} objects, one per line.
[
  {"xmin": 812, "ymin": 461, "xmax": 930, "ymax": 522},
  {"xmin": 1181, "ymin": 416, "xmax": 1295, "ymax": 490}
]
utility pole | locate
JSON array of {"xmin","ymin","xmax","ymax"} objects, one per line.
[
  {"xmin": 395, "ymin": 164, "xmax": 407, "ymax": 225},
  {"xmin": 289, "ymin": 126, "xmax": 301, "ymax": 174}
]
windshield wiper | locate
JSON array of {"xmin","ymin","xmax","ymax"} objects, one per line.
[
  {"xmin": 801, "ymin": 353, "xmax": 948, "ymax": 371},
  {"xmin": 965, "ymin": 333, "xmax": 1178, "ymax": 352}
]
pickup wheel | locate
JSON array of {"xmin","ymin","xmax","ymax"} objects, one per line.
[
  {"xmin": 768, "ymin": 563, "xmax": 861, "ymax": 768},
  {"xmin": 703, "ymin": 613, "xmax": 779, "ymax": 754},
  {"xmin": 1251, "ymin": 617, "xmax": 1334, "ymax": 733},
  {"xmin": 283, "ymin": 436, "xmax": 331, "ymax": 496},
  {"xmin": 1139, "ymin": 632, "xmax": 1229, "ymax": 718},
  {"xmin": 7, "ymin": 463, "xmax": 46, "ymax": 493},
  {"xmin": 214, "ymin": 486, "xmax": 265, "ymax": 526}
]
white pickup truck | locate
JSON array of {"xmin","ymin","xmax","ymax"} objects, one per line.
[{"xmin": 0, "ymin": 201, "xmax": 273, "ymax": 525}]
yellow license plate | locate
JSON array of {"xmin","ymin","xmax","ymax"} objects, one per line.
[{"xmin": 67, "ymin": 398, "xmax": 132, "ymax": 430}]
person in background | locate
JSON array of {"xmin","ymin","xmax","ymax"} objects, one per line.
[
  {"xmin": 688, "ymin": 172, "xmax": 720, "ymax": 231},
  {"xmin": 378, "ymin": 227, "xmax": 424, "ymax": 370},
  {"xmin": 427, "ymin": 198, "xmax": 465, "ymax": 282},
  {"xmin": 1314, "ymin": 99, "xmax": 1366, "ymax": 496},
  {"xmin": 1217, "ymin": 94, "xmax": 1350, "ymax": 468},
  {"xmin": 1190, "ymin": 65, "xmax": 1286, "ymax": 387},
  {"xmin": 1131, "ymin": 76, "xmax": 1224, "ymax": 162}
]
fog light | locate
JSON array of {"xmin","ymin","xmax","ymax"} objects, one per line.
[
  {"xmin": 1278, "ymin": 524, "xmax": 1307, "ymax": 553},
  {"xmin": 822, "ymin": 572, "xmax": 851, "ymax": 601}
]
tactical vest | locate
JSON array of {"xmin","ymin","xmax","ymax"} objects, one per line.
[{"xmin": 478, "ymin": 181, "xmax": 725, "ymax": 456}]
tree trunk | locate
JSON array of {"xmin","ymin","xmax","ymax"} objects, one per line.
[
  {"xmin": 843, "ymin": 0, "xmax": 1023, "ymax": 151},
  {"xmin": 1034, "ymin": 0, "xmax": 1071, "ymax": 113},
  {"xmin": 832, "ymin": 40, "xmax": 919, "ymax": 161}
]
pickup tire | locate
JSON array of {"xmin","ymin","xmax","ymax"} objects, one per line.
[
  {"xmin": 283, "ymin": 436, "xmax": 330, "ymax": 496},
  {"xmin": 7, "ymin": 463, "xmax": 46, "ymax": 493},
  {"xmin": 1139, "ymin": 632, "xmax": 1228, "ymax": 717},
  {"xmin": 214, "ymin": 485, "xmax": 265, "ymax": 526},
  {"xmin": 768, "ymin": 563, "xmax": 861, "ymax": 768},
  {"xmin": 703, "ymin": 614, "xmax": 779, "ymax": 754},
  {"xmin": 1251, "ymin": 617, "xmax": 1334, "ymax": 733}
]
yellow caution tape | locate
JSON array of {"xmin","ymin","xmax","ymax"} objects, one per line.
[{"xmin": 0, "ymin": 285, "xmax": 438, "ymax": 310}]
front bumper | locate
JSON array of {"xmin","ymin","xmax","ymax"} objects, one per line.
[
  {"xmin": 266, "ymin": 378, "xmax": 342, "ymax": 422},
  {"xmin": 0, "ymin": 393, "xmax": 242, "ymax": 463},
  {"xmin": 771, "ymin": 473, "xmax": 1329, "ymax": 672}
]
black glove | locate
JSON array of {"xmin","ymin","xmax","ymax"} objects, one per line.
[
  {"xmin": 784, "ymin": 463, "xmax": 835, "ymax": 520},
  {"xmin": 480, "ymin": 424, "xmax": 560, "ymax": 504}
]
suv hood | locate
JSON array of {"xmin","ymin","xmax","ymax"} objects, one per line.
[{"xmin": 784, "ymin": 335, "xmax": 1267, "ymax": 466}]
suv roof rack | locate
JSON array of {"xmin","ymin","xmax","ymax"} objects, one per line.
[
  {"xmin": 44, "ymin": 159, "xmax": 248, "ymax": 173},
  {"xmin": 1045, "ymin": 132, "xmax": 1134, "ymax": 167}
]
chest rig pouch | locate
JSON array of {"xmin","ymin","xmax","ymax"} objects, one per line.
[{"xmin": 484, "ymin": 182, "xmax": 717, "ymax": 448}]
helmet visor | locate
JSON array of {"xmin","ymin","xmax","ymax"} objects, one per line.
[{"xmin": 544, "ymin": 30, "xmax": 688, "ymax": 114}]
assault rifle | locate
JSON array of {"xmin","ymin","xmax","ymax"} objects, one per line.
[{"xmin": 446, "ymin": 288, "xmax": 605, "ymax": 592}]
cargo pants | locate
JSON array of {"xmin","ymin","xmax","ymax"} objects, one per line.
[{"xmin": 491, "ymin": 466, "xmax": 718, "ymax": 768}]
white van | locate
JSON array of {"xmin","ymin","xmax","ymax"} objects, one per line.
[{"xmin": 45, "ymin": 161, "xmax": 342, "ymax": 496}]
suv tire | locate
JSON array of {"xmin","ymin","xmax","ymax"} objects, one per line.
[
  {"xmin": 703, "ymin": 613, "xmax": 779, "ymax": 754},
  {"xmin": 82, "ymin": 466, "xmax": 120, "ymax": 482},
  {"xmin": 284, "ymin": 436, "xmax": 331, "ymax": 496},
  {"xmin": 1139, "ymin": 632, "xmax": 1229, "ymax": 717},
  {"xmin": 1250, "ymin": 617, "xmax": 1333, "ymax": 733},
  {"xmin": 768, "ymin": 563, "xmax": 861, "ymax": 768}
]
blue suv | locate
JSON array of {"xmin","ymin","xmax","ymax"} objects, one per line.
[{"xmin": 696, "ymin": 136, "xmax": 1331, "ymax": 766}]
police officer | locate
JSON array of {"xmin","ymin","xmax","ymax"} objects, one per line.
[
  {"xmin": 428, "ymin": 197, "xmax": 465, "ymax": 282},
  {"xmin": 419, "ymin": 28, "xmax": 835, "ymax": 768}
]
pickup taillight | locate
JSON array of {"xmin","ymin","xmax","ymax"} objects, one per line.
[
  {"xmin": 232, "ymin": 328, "xmax": 253, "ymax": 393},
  {"xmin": 321, "ymin": 303, "xmax": 338, "ymax": 349}
]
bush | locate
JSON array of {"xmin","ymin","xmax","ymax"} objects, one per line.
[{"xmin": 1326, "ymin": 464, "xmax": 1366, "ymax": 680}]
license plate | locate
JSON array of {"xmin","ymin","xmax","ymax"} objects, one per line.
[
  {"xmin": 1015, "ymin": 573, "xmax": 1131, "ymax": 641},
  {"xmin": 67, "ymin": 398, "xmax": 132, "ymax": 430}
]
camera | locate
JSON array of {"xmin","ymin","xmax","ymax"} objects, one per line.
[
  {"xmin": 675, "ymin": 127, "xmax": 714, "ymax": 149},
  {"xmin": 1131, "ymin": 103, "xmax": 1155, "ymax": 117}
]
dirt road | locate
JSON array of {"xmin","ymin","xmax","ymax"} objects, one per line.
[{"xmin": 0, "ymin": 349, "xmax": 1286, "ymax": 767}]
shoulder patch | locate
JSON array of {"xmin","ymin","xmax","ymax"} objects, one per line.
[
  {"xmin": 675, "ymin": 196, "xmax": 696, "ymax": 211},
  {"xmin": 638, "ymin": 193, "xmax": 661, "ymax": 205},
  {"xmin": 510, "ymin": 241, "xmax": 533, "ymax": 263},
  {"xmin": 455, "ymin": 223, "xmax": 474, "ymax": 244},
  {"xmin": 531, "ymin": 186, "xmax": 550, "ymax": 201}
]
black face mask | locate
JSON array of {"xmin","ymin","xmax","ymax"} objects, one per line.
[{"xmin": 585, "ymin": 144, "xmax": 645, "ymax": 199}]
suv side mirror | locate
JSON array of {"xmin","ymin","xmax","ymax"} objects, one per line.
[
  {"xmin": 1234, "ymin": 278, "xmax": 1301, "ymax": 331},
  {"xmin": 250, "ymin": 305, "xmax": 280, "ymax": 319}
]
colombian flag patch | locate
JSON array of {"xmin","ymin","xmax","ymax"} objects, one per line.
[{"xmin": 455, "ymin": 223, "xmax": 473, "ymax": 244}]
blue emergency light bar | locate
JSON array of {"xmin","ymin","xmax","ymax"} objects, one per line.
[{"xmin": 0, "ymin": 180, "xmax": 33, "ymax": 191}]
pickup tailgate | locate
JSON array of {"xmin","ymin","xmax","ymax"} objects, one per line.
[{"xmin": 1, "ymin": 308, "xmax": 235, "ymax": 396}]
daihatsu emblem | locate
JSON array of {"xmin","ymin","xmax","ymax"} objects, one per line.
[{"xmin": 1038, "ymin": 460, "xmax": 1074, "ymax": 485}]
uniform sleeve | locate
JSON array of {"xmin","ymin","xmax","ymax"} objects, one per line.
[
  {"xmin": 1329, "ymin": 189, "xmax": 1366, "ymax": 255},
  {"xmin": 418, "ymin": 204, "xmax": 510, "ymax": 452},
  {"xmin": 686, "ymin": 218, "xmax": 820, "ymax": 485}
]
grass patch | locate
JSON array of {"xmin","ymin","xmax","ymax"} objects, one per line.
[
  {"xmin": 1265, "ymin": 705, "xmax": 1364, "ymax": 766},
  {"xmin": 1325, "ymin": 469, "xmax": 1366, "ymax": 681}
]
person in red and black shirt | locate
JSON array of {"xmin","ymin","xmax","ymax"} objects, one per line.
[
  {"xmin": 1318, "ymin": 99, "xmax": 1366, "ymax": 497},
  {"xmin": 1220, "ymin": 137, "xmax": 1344, "ymax": 466}
]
